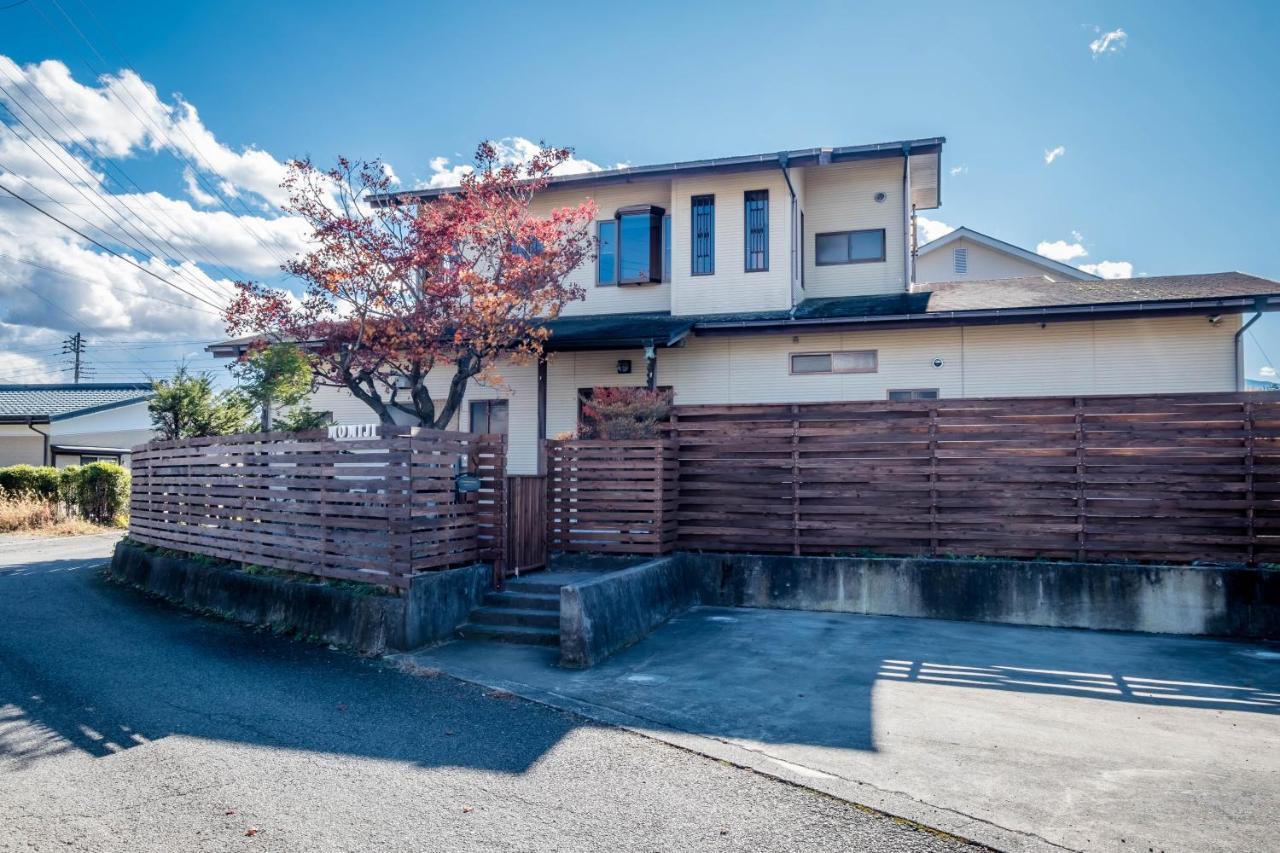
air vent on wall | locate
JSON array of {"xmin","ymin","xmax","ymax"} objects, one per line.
[{"xmin": 953, "ymin": 247, "xmax": 968, "ymax": 275}]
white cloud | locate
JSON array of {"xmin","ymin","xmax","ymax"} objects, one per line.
[
  {"xmin": 1070, "ymin": 230, "xmax": 1084, "ymax": 242},
  {"xmin": 949, "ymin": 164, "xmax": 967, "ymax": 176},
  {"xmin": 1044, "ymin": 145, "xmax": 1066, "ymax": 165},
  {"xmin": 916, "ymin": 216, "xmax": 954, "ymax": 245},
  {"xmin": 1078, "ymin": 260, "xmax": 1133, "ymax": 279},
  {"xmin": 419, "ymin": 137, "xmax": 623, "ymax": 189},
  {"xmin": 1261, "ymin": 366, "xmax": 1277, "ymax": 378},
  {"xmin": 1089, "ymin": 28, "xmax": 1128, "ymax": 57},
  {"xmin": 1036, "ymin": 240, "xmax": 1088, "ymax": 262}
]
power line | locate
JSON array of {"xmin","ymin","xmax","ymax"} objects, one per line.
[
  {"xmin": 0, "ymin": 180, "xmax": 230, "ymax": 312},
  {"xmin": 0, "ymin": 66, "xmax": 247, "ymax": 287},
  {"xmin": 40, "ymin": 0, "xmax": 296, "ymax": 273},
  {"xmin": 61, "ymin": 332, "xmax": 85, "ymax": 383}
]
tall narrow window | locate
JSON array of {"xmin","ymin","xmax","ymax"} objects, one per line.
[
  {"xmin": 597, "ymin": 220, "xmax": 617, "ymax": 285},
  {"xmin": 744, "ymin": 190, "xmax": 769, "ymax": 272},
  {"xmin": 691, "ymin": 194, "xmax": 715, "ymax": 275},
  {"xmin": 662, "ymin": 214, "xmax": 672, "ymax": 282}
]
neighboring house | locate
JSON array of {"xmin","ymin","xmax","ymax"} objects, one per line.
[
  {"xmin": 915, "ymin": 226, "xmax": 1099, "ymax": 284},
  {"xmin": 0, "ymin": 383, "xmax": 155, "ymax": 468},
  {"xmin": 212, "ymin": 137, "xmax": 1280, "ymax": 474}
]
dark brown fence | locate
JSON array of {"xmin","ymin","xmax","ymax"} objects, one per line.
[
  {"xmin": 504, "ymin": 474, "xmax": 548, "ymax": 576},
  {"xmin": 547, "ymin": 439, "xmax": 677, "ymax": 555},
  {"xmin": 669, "ymin": 393, "xmax": 1280, "ymax": 566},
  {"xmin": 130, "ymin": 427, "xmax": 505, "ymax": 589}
]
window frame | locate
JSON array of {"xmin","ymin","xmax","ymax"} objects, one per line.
[
  {"xmin": 596, "ymin": 220, "xmax": 617, "ymax": 286},
  {"xmin": 743, "ymin": 189, "xmax": 769, "ymax": 273},
  {"xmin": 886, "ymin": 388, "xmax": 940, "ymax": 401},
  {"xmin": 789, "ymin": 350, "xmax": 879, "ymax": 376},
  {"xmin": 691, "ymin": 194, "xmax": 715, "ymax": 276},
  {"xmin": 614, "ymin": 203, "xmax": 665, "ymax": 285},
  {"xmin": 469, "ymin": 399, "xmax": 509, "ymax": 434},
  {"xmin": 814, "ymin": 228, "xmax": 887, "ymax": 266}
]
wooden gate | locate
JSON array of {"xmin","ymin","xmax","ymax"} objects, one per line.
[{"xmin": 503, "ymin": 474, "xmax": 548, "ymax": 578}]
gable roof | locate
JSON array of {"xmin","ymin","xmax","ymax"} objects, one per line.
[
  {"xmin": 0, "ymin": 383, "xmax": 153, "ymax": 422},
  {"xmin": 376, "ymin": 137, "xmax": 946, "ymax": 211},
  {"xmin": 917, "ymin": 226, "xmax": 1101, "ymax": 281}
]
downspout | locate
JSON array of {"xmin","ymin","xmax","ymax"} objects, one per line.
[
  {"xmin": 777, "ymin": 153, "xmax": 799, "ymax": 315},
  {"xmin": 902, "ymin": 143, "xmax": 913, "ymax": 289},
  {"xmin": 25, "ymin": 418, "xmax": 49, "ymax": 466},
  {"xmin": 1234, "ymin": 298, "xmax": 1266, "ymax": 391}
]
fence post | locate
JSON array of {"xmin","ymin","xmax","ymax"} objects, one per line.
[
  {"xmin": 791, "ymin": 405, "xmax": 801, "ymax": 556},
  {"xmin": 928, "ymin": 405, "xmax": 939, "ymax": 557},
  {"xmin": 1074, "ymin": 396, "xmax": 1086, "ymax": 563},
  {"xmin": 1246, "ymin": 401, "xmax": 1256, "ymax": 567}
]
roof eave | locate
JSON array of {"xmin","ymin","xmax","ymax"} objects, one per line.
[{"xmin": 694, "ymin": 295, "xmax": 1280, "ymax": 336}]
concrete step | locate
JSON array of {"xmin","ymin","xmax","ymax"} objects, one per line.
[
  {"xmin": 503, "ymin": 577, "xmax": 567, "ymax": 595},
  {"xmin": 483, "ymin": 590, "xmax": 560, "ymax": 611},
  {"xmin": 457, "ymin": 622, "xmax": 559, "ymax": 646},
  {"xmin": 469, "ymin": 606, "xmax": 559, "ymax": 630}
]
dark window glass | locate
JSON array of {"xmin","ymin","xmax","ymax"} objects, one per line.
[
  {"xmin": 618, "ymin": 212, "xmax": 652, "ymax": 282},
  {"xmin": 662, "ymin": 214, "xmax": 671, "ymax": 282},
  {"xmin": 470, "ymin": 400, "xmax": 509, "ymax": 434},
  {"xmin": 815, "ymin": 229, "xmax": 886, "ymax": 265},
  {"xmin": 691, "ymin": 195, "xmax": 715, "ymax": 275},
  {"xmin": 597, "ymin": 221, "xmax": 616, "ymax": 285},
  {"xmin": 744, "ymin": 190, "xmax": 769, "ymax": 272},
  {"xmin": 888, "ymin": 389, "xmax": 939, "ymax": 401}
]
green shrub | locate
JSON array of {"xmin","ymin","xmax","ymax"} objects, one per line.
[
  {"xmin": 0, "ymin": 464, "xmax": 62, "ymax": 502},
  {"xmin": 64, "ymin": 462, "xmax": 130, "ymax": 525}
]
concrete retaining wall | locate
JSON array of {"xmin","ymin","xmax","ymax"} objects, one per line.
[
  {"xmin": 109, "ymin": 540, "xmax": 489, "ymax": 653},
  {"xmin": 680, "ymin": 552, "xmax": 1280, "ymax": 639},
  {"xmin": 560, "ymin": 556, "xmax": 702, "ymax": 668}
]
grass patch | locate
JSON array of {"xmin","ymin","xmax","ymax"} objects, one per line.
[{"xmin": 0, "ymin": 497, "xmax": 119, "ymax": 536}]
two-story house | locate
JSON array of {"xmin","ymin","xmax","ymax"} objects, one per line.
[{"xmin": 223, "ymin": 137, "xmax": 1280, "ymax": 474}]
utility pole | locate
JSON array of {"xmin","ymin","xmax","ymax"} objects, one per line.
[{"xmin": 62, "ymin": 333, "xmax": 85, "ymax": 384}]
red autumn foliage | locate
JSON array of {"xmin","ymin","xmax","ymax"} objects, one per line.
[
  {"xmin": 579, "ymin": 386, "xmax": 673, "ymax": 439},
  {"xmin": 225, "ymin": 143, "xmax": 595, "ymax": 428}
]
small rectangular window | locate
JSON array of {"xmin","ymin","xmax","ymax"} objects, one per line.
[
  {"xmin": 469, "ymin": 400, "xmax": 509, "ymax": 434},
  {"xmin": 815, "ymin": 229, "xmax": 886, "ymax": 266},
  {"xmin": 887, "ymin": 389, "xmax": 939, "ymax": 401},
  {"xmin": 691, "ymin": 195, "xmax": 715, "ymax": 275},
  {"xmin": 597, "ymin": 221, "xmax": 616, "ymax": 285},
  {"xmin": 790, "ymin": 350, "xmax": 878, "ymax": 375},
  {"xmin": 744, "ymin": 190, "xmax": 769, "ymax": 272},
  {"xmin": 952, "ymin": 247, "xmax": 967, "ymax": 275}
]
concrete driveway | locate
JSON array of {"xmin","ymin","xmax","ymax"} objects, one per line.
[
  {"xmin": 406, "ymin": 605, "xmax": 1280, "ymax": 853},
  {"xmin": 0, "ymin": 534, "xmax": 975, "ymax": 852}
]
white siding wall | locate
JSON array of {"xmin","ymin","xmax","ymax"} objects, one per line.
[
  {"xmin": 915, "ymin": 236, "xmax": 1079, "ymax": 284},
  {"xmin": 531, "ymin": 182, "xmax": 673, "ymax": 317},
  {"xmin": 669, "ymin": 170, "xmax": 793, "ymax": 316},
  {"xmin": 801, "ymin": 158, "xmax": 906, "ymax": 298},
  {"xmin": 0, "ymin": 425, "xmax": 46, "ymax": 466}
]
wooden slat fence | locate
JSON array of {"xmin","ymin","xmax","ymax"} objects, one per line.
[
  {"xmin": 504, "ymin": 474, "xmax": 548, "ymax": 576},
  {"xmin": 669, "ymin": 392, "xmax": 1280, "ymax": 566},
  {"xmin": 130, "ymin": 427, "xmax": 505, "ymax": 589},
  {"xmin": 547, "ymin": 439, "xmax": 677, "ymax": 555}
]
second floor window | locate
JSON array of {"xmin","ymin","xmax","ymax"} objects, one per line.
[
  {"xmin": 691, "ymin": 195, "xmax": 715, "ymax": 275},
  {"xmin": 597, "ymin": 221, "xmax": 617, "ymax": 285},
  {"xmin": 815, "ymin": 229, "xmax": 886, "ymax": 266},
  {"xmin": 598, "ymin": 206, "xmax": 670, "ymax": 286},
  {"xmin": 744, "ymin": 190, "xmax": 769, "ymax": 272}
]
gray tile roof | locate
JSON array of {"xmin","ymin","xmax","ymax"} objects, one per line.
[
  {"xmin": 917, "ymin": 272, "xmax": 1280, "ymax": 312},
  {"xmin": 0, "ymin": 383, "xmax": 153, "ymax": 420}
]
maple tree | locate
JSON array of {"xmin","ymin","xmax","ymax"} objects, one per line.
[{"xmin": 226, "ymin": 143, "xmax": 595, "ymax": 428}]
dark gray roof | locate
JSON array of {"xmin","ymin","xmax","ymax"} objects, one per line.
[
  {"xmin": 919, "ymin": 272, "xmax": 1280, "ymax": 311},
  {"xmin": 0, "ymin": 383, "xmax": 153, "ymax": 420},
  {"xmin": 375, "ymin": 137, "xmax": 945, "ymax": 206},
  {"xmin": 542, "ymin": 313, "xmax": 694, "ymax": 351}
]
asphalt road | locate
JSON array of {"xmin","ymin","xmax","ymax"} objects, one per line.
[{"xmin": 0, "ymin": 534, "xmax": 976, "ymax": 853}]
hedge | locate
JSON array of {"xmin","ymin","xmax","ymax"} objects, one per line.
[{"xmin": 0, "ymin": 462, "xmax": 130, "ymax": 525}]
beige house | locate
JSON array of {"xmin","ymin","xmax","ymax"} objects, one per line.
[
  {"xmin": 219, "ymin": 137, "xmax": 1280, "ymax": 474},
  {"xmin": 0, "ymin": 383, "xmax": 155, "ymax": 468},
  {"xmin": 915, "ymin": 226, "xmax": 1099, "ymax": 284}
]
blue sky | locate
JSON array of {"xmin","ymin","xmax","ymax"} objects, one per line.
[{"xmin": 0, "ymin": 0, "xmax": 1277, "ymax": 382}]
